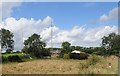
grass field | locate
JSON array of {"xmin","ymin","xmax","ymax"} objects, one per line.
[{"xmin": 2, "ymin": 55, "xmax": 118, "ymax": 74}]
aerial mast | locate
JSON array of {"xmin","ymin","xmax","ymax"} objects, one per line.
[{"xmin": 51, "ymin": 21, "xmax": 53, "ymax": 50}]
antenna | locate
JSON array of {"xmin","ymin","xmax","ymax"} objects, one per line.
[
  {"xmin": 51, "ymin": 21, "xmax": 53, "ymax": 50},
  {"xmin": 22, "ymin": 30, "xmax": 24, "ymax": 52}
]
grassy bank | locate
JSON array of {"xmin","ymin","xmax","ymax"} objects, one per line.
[{"xmin": 2, "ymin": 55, "xmax": 118, "ymax": 74}]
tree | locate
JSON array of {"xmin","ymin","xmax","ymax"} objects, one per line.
[
  {"xmin": 22, "ymin": 33, "xmax": 47, "ymax": 58},
  {"xmin": 84, "ymin": 47, "xmax": 94, "ymax": 54},
  {"xmin": 75, "ymin": 46, "xmax": 81, "ymax": 50},
  {"xmin": 71, "ymin": 46, "xmax": 76, "ymax": 51},
  {"xmin": 93, "ymin": 47, "xmax": 106, "ymax": 56},
  {"xmin": 71, "ymin": 46, "xmax": 81, "ymax": 51},
  {"xmin": 0, "ymin": 28, "xmax": 14, "ymax": 53},
  {"xmin": 61, "ymin": 41, "xmax": 71, "ymax": 53},
  {"xmin": 102, "ymin": 33, "xmax": 120, "ymax": 55}
]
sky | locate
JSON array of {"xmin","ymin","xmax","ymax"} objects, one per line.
[
  {"xmin": 0, "ymin": 2, "xmax": 118, "ymax": 51},
  {"xmin": 11, "ymin": 2, "xmax": 118, "ymax": 29}
]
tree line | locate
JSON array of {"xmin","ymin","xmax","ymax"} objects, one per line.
[{"xmin": 0, "ymin": 28, "xmax": 120, "ymax": 58}]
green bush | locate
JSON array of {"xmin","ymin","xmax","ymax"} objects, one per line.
[
  {"xmin": 8, "ymin": 55, "xmax": 23, "ymax": 62},
  {"xmin": 70, "ymin": 53, "xmax": 80, "ymax": 59},
  {"xmin": 41, "ymin": 50, "xmax": 51, "ymax": 57},
  {"xmin": 2, "ymin": 56, "xmax": 8, "ymax": 62},
  {"xmin": 70, "ymin": 52, "xmax": 88, "ymax": 60},
  {"xmin": 79, "ymin": 52, "xmax": 89, "ymax": 60},
  {"xmin": 63, "ymin": 54, "xmax": 70, "ymax": 59},
  {"xmin": 2, "ymin": 53, "xmax": 30, "ymax": 63}
]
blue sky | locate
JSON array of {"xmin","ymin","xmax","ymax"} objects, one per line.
[{"xmin": 11, "ymin": 2, "xmax": 118, "ymax": 29}]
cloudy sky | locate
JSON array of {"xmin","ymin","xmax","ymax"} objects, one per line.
[{"xmin": 0, "ymin": 2, "xmax": 118, "ymax": 51}]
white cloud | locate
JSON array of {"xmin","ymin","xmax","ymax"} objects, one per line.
[
  {"xmin": 50, "ymin": 25, "xmax": 117, "ymax": 47},
  {"xmin": 109, "ymin": 7, "xmax": 118, "ymax": 20},
  {"xmin": 0, "ymin": 16, "xmax": 118, "ymax": 50},
  {"xmin": 100, "ymin": 14, "xmax": 109, "ymax": 22},
  {"xmin": 83, "ymin": 26, "xmax": 117, "ymax": 42},
  {"xmin": 0, "ymin": 2, "xmax": 22, "ymax": 19},
  {"xmin": 0, "ymin": 16, "xmax": 53, "ymax": 50},
  {"xmin": 100, "ymin": 7, "xmax": 118, "ymax": 22}
]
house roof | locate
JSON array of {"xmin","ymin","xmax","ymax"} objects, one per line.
[{"xmin": 71, "ymin": 50, "xmax": 80, "ymax": 53}]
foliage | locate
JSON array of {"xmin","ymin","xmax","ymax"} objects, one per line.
[
  {"xmin": 84, "ymin": 47, "xmax": 95, "ymax": 54},
  {"xmin": 7, "ymin": 55, "xmax": 23, "ymax": 62},
  {"xmin": 70, "ymin": 52, "xmax": 88, "ymax": 60},
  {"xmin": 70, "ymin": 53, "xmax": 80, "ymax": 59},
  {"xmin": 92, "ymin": 47, "xmax": 106, "ymax": 56},
  {"xmin": 70, "ymin": 46, "xmax": 81, "ymax": 51},
  {"xmin": 61, "ymin": 41, "xmax": 71, "ymax": 53},
  {"xmin": 22, "ymin": 46, "xmax": 29, "ymax": 54},
  {"xmin": 22, "ymin": 33, "xmax": 49, "ymax": 58},
  {"xmin": 2, "ymin": 56, "xmax": 8, "ymax": 62},
  {"xmin": 75, "ymin": 46, "xmax": 81, "ymax": 50},
  {"xmin": 6, "ymin": 49, "xmax": 13, "ymax": 53},
  {"xmin": 2, "ymin": 53, "xmax": 24, "ymax": 57},
  {"xmin": 87, "ymin": 54, "xmax": 100, "ymax": 65},
  {"xmin": 47, "ymin": 48, "xmax": 61, "ymax": 51},
  {"xmin": 41, "ymin": 49, "xmax": 51, "ymax": 58},
  {"xmin": 63, "ymin": 54, "xmax": 70, "ymax": 59},
  {"xmin": 2, "ymin": 53, "xmax": 30, "ymax": 62},
  {"xmin": 70, "ymin": 46, "xmax": 76, "ymax": 51},
  {"xmin": 2, "ymin": 53, "xmax": 27, "ymax": 62},
  {"xmin": 0, "ymin": 28, "xmax": 14, "ymax": 52},
  {"xmin": 79, "ymin": 52, "xmax": 89, "ymax": 60},
  {"xmin": 102, "ymin": 33, "xmax": 120, "ymax": 55}
]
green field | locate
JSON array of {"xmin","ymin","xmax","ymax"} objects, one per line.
[{"xmin": 2, "ymin": 55, "xmax": 118, "ymax": 74}]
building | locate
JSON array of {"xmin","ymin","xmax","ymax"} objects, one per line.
[{"xmin": 50, "ymin": 50, "xmax": 61, "ymax": 56}]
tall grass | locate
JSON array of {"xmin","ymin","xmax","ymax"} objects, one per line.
[{"xmin": 87, "ymin": 54, "xmax": 101, "ymax": 65}]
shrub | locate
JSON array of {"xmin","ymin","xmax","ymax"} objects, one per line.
[
  {"xmin": 59, "ymin": 53, "xmax": 64, "ymax": 58},
  {"xmin": 70, "ymin": 53, "xmax": 80, "ymax": 59},
  {"xmin": 87, "ymin": 54, "xmax": 100, "ymax": 65},
  {"xmin": 41, "ymin": 50, "xmax": 51, "ymax": 57},
  {"xmin": 2, "ymin": 56, "xmax": 8, "ymax": 62},
  {"xmin": 8, "ymin": 55, "xmax": 23, "ymax": 62},
  {"xmin": 70, "ymin": 52, "xmax": 88, "ymax": 60},
  {"xmin": 63, "ymin": 54, "xmax": 70, "ymax": 59},
  {"xmin": 79, "ymin": 53, "xmax": 88, "ymax": 60}
]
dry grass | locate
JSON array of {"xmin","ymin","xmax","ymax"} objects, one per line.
[
  {"xmin": 79, "ymin": 55, "xmax": 118, "ymax": 74},
  {"xmin": 2, "ymin": 56, "xmax": 118, "ymax": 74}
]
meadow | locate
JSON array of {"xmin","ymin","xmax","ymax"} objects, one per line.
[{"xmin": 2, "ymin": 55, "xmax": 118, "ymax": 74}]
